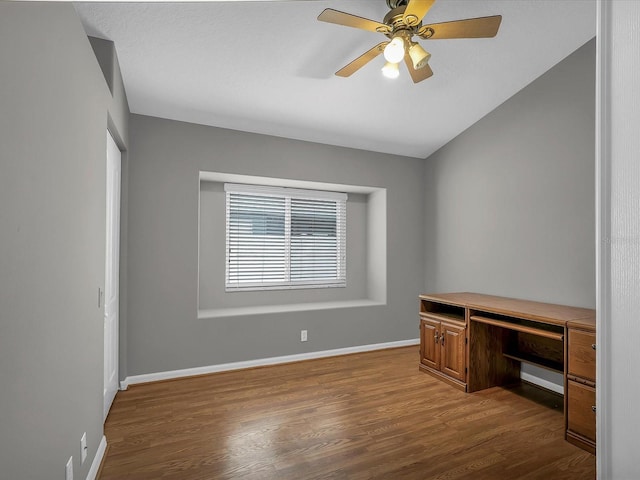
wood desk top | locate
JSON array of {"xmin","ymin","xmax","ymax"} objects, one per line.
[
  {"xmin": 566, "ymin": 316, "xmax": 596, "ymax": 332},
  {"xmin": 420, "ymin": 292, "xmax": 595, "ymax": 328}
]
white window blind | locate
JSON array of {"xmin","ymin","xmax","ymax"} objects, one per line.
[{"xmin": 225, "ymin": 183, "xmax": 347, "ymax": 291}]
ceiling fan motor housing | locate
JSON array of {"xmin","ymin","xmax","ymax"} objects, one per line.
[
  {"xmin": 383, "ymin": 6, "xmax": 424, "ymax": 35},
  {"xmin": 386, "ymin": 0, "xmax": 409, "ymax": 9}
]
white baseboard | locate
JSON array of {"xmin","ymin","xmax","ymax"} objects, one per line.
[
  {"xmin": 521, "ymin": 372, "xmax": 564, "ymax": 395},
  {"xmin": 121, "ymin": 338, "xmax": 419, "ymax": 388},
  {"xmin": 86, "ymin": 435, "xmax": 107, "ymax": 480}
]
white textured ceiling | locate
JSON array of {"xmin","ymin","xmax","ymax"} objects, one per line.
[{"xmin": 74, "ymin": 1, "xmax": 595, "ymax": 159}]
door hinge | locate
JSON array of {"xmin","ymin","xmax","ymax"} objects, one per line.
[
  {"xmin": 465, "ymin": 367, "xmax": 468, "ymax": 374},
  {"xmin": 465, "ymin": 337, "xmax": 468, "ymax": 345}
]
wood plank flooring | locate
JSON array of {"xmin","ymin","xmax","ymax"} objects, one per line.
[{"xmin": 99, "ymin": 346, "xmax": 595, "ymax": 479}]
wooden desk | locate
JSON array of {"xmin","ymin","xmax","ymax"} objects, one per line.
[{"xmin": 418, "ymin": 292, "xmax": 596, "ymax": 454}]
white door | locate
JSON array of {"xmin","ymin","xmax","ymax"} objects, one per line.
[{"xmin": 104, "ymin": 131, "xmax": 121, "ymax": 421}]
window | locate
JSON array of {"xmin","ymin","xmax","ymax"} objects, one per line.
[{"xmin": 225, "ymin": 183, "xmax": 347, "ymax": 291}]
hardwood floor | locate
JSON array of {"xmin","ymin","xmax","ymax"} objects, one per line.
[{"xmin": 99, "ymin": 347, "xmax": 594, "ymax": 479}]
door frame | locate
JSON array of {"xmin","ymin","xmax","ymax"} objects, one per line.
[{"xmin": 104, "ymin": 130, "xmax": 121, "ymax": 421}]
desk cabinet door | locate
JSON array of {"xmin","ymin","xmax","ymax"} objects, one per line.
[
  {"xmin": 420, "ymin": 318, "xmax": 440, "ymax": 370},
  {"xmin": 441, "ymin": 322, "xmax": 466, "ymax": 382}
]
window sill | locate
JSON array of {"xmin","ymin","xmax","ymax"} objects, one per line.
[{"xmin": 198, "ymin": 299, "xmax": 385, "ymax": 319}]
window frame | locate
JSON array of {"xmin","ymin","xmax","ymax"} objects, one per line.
[{"xmin": 224, "ymin": 183, "xmax": 347, "ymax": 292}]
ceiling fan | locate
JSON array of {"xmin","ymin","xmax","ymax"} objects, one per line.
[{"xmin": 318, "ymin": 0, "xmax": 502, "ymax": 83}]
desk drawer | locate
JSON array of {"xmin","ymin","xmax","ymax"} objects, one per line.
[
  {"xmin": 567, "ymin": 380, "xmax": 596, "ymax": 442},
  {"xmin": 568, "ymin": 329, "xmax": 596, "ymax": 382}
]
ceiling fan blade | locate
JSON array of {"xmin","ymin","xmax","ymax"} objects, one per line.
[
  {"xmin": 404, "ymin": 53, "xmax": 434, "ymax": 83},
  {"xmin": 403, "ymin": 0, "xmax": 436, "ymax": 27},
  {"xmin": 336, "ymin": 42, "xmax": 389, "ymax": 77},
  {"xmin": 318, "ymin": 9, "xmax": 391, "ymax": 34},
  {"xmin": 419, "ymin": 15, "xmax": 502, "ymax": 39}
]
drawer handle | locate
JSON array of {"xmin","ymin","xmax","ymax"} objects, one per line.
[
  {"xmin": 441, "ymin": 333, "xmax": 445, "ymax": 346},
  {"xmin": 591, "ymin": 344, "xmax": 596, "ymax": 350},
  {"xmin": 434, "ymin": 331, "xmax": 439, "ymax": 341},
  {"xmin": 592, "ymin": 405, "xmax": 596, "ymax": 413}
]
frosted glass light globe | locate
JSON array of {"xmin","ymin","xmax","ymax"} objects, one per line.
[
  {"xmin": 409, "ymin": 43, "xmax": 431, "ymax": 70},
  {"xmin": 384, "ymin": 37, "xmax": 405, "ymax": 64},
  {"xmin": 381, "ymin": 61, "xmax": 400, "ymax": 79}
]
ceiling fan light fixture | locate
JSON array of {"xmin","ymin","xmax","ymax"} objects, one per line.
[
  {"xmin": 381, "ymin": 61, "xmax": 400, "ymax": 79},
  {"xmin": 318, "ymin": 2, "xmax": 502, "ymax": 84},
  {"xmin": 383, "ymin": 36, "xmax": 405, "ymax": 63},
  {"xmin": 409, "ymin": 43, "xmax": 431, "ymax": 70}
]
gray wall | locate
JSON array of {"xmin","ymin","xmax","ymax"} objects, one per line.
[
  {"xmin": 425, "ymin": 38, "xmax": 596, "ymax": 309},
  {"xmin": 126, "ymin": 114, "xmax": 425, "ymax": 376},
  {"xmin": 0, "ymin": 4, "xmax": 129, "ymax": 478},
  {"xmin": 87, "ymin": 36, "xmax": 130, "ymax": 149}
]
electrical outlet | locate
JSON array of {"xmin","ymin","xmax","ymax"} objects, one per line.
[
  {"xmin": 65, "ymin": 456, "xmax": 73, "ymax": 480},
  {"xmin": 301, "ymin": 330, "xmax": 308, "ymax": 342},
  {"xmin": 80, "ymin": 432, "xmax": 87, "ymax": 464}
]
